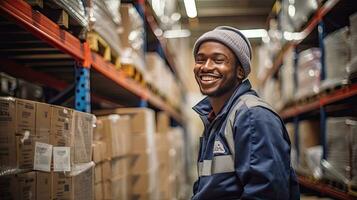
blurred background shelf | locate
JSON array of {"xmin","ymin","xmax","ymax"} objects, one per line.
[{"xmin": 0, "ymin": 0, "xmax": 183, "ymax": 123}]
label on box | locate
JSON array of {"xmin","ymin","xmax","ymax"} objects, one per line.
[
  {"xmin": 53, "ymin": 147, "xmax": 71, "ymax": 172},
  {"xmin": 33, "ymin": 142, "xmax": 52, "ymax": 172}
]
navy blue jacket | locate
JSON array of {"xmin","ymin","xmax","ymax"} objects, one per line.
[{"xmin": 192, "ymin": 80, "xmax": 300, "ymax": 200}]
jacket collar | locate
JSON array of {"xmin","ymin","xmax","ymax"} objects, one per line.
[{"xmin": 193, "ymin": 80, "xmax": 255, "ymax": 121}]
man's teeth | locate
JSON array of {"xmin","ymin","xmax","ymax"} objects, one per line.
[{"xmin": 201, "ymin": 75, "xmax": 218, "ymax": 81}]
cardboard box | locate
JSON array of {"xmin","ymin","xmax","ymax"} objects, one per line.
[
  {"xmin": 94, "ymin": 183, "xmax": 103, "ymax": 200},
  {"xmin": 35, "ymin": 102, "xmax": 51, "ymax": 137},
  {"xmin": 0, "ymin": 98, "xmax": 36, "ymax": 169},
  {"xmin": 0, "ymin": 171, "xmax": 36, "ymax": 200},
  {"xmin": 52, "ymin": 164, "xmax": 94, "ymax": 200},
  {"xmin": 92, "ymin": 141, "xmax": 107, "ymax": 163},
  {"xmin": 131, "ymin": 134, "xmax": 150, "ymax": 154},
  {"xmin": 50, "ymin": 105, "xmax": 73, "ymax": 147},
  {"xmin": 95, "ymin": 163, "xmax": 102, "ymax": 183},
  {"xmin": 93, "ymin": 118, "xmax": 104, "ymax": 141},
  {"xmin": 17, "ymin": 135, "xmax": 49, "ymax": 170},
  {"xmin": 72, "ymin": 165, "xmax": 94, "ymax": 200},
  {"xmin": 111, "ymin": 157, "xmax": 129, "ymax": 180},
  {"xmin": 95, "ymin": 108, "xmax": 155, "ymax": 134},
  {"xmin": 99, "ymin": 115, "xmax": 131, "ymax": 159},
  {"xmin": 103, "ymin": 180, "xmax": 112, "ymax": 200},
  {"xmin": 156, "ymin": 112, "xmax": 170, "ymax": 134},
  {"xmin": 72, "ymin": 111, "xmax": 94, "ymax": 164},
  {"xmin": 130, "ymin": 153, "xmax": 153, "ymax": 174},
  {"xmin": 36, "ymin": 172, "xmax": 51, "ymax": 200},
  {"xmin": 102, "ymin": 161, "xmax": 112, "ymax": 181},
  {"xmin": 131, "ymin": 173, "xmax": 152, "ymax": 194},
  {"xmin": 112, "ymin": 176, "xmax": 129, "ymax": 200},
  {"xmin": 15, "ymin": 98, "xmax": 36, "ymax": 136},
  {"xmin": 52, "ymin": 172, "xmax": 71, "ymax": 199}
]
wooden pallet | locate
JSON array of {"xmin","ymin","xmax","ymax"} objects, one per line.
[
  {"xmin": 87, "ymin": 32, "xmax": 121, "ymax": 69},
  {"xmin": 25, "ymin": 0, "xmax": 88, "ymax": 40}
]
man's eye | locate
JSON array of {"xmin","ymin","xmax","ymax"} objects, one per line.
[
  {"xmin": 214, "ymin": 59, "xmax": 225, "ymax": 64},
  {"xmin": 195, "ymin": 59, "xmax": 206, "ymax": 64}
]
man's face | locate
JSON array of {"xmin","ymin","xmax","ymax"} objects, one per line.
[{"xmin": 194, "ymin": 41, "xmax": 240, "ymax": 97}]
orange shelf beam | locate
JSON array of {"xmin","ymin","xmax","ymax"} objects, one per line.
[
  {"xmin": 258, "ymin": 0, "xmax": 340, "ymax": 87},
  {"xmin": 280, "ymin": 83, "xmax": 357, "ymax": 119},
  {"xmin": 298, "ymin": 176, "xmax": 354, "ymax": 200},
  {"xmin": 0, "ymin": 0, "xmax": 86, "ymax": 62},
  {"xmin": 91, "ymin": 52, "xmax": 183, "ymax": 123}
]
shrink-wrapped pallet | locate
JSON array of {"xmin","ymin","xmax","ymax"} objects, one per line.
[
  {"xmin": 91, "ymin": 0, "xmax": 122, "ymax": 57},
  {"xmin": 297, "ymin": 120, "xmax": 320, "ymax": 176},
  {"xmin": 280, "ymin": 48, "xmax": 295, "ymax": 105},
  {"xmin": 323, "ymin": 118, "xmax": 357, "ymax": 184},
  {"xmin": 348, "ymin": 13, "xmax": 357, "ymax": 76},
  {"xmin": 323, "ymin": 27, "xmax": 350, "ymax": 88},
  {"xmin": 296, "ymin": 48, "xmax": 321, "ymax": 99},
  {"xmin": 48, "ymin": 0, "xmax": 88, "ymax": 29}
]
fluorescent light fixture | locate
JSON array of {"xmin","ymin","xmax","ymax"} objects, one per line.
[
  {"xmin": 164, "ymin": 29, "xmax": 191, "ymax": 38},
  {"xmin": 184, "ymin": 0, "xmax": 197, "ymax": 18},
  {"xmin": 240, "ymin": 29, "xmax": 268, "ymax": 38},
  {"xmin": 288, "ymin": 5, "xmax": 295, "ymax": 17},
  {"xmin": 152, "ymin": 0, "xmax": 164, "ymax": 16}
]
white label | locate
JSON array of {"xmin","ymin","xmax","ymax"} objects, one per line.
[
  {"xmin": 33, "ymin": 142, "xmax": 53, "ymax": 172},
  {"xmin": 213, "ymin": 140, "xmax": 226, "ymax": 154},
  {"xmin": 53, "ymin": 147, "xmax": 71, "ymax": 172}
]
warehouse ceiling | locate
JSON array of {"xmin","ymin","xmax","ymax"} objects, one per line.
[{"xmin": 178, "ymin": 0, "xmax": 276, "ymax": 44}]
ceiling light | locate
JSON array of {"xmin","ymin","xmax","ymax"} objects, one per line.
[
  {"xmin": 184, "ymin": 0, "xmax": 197, "ymax": 18},
  {"xmin": 171, "ymin": 13, "xmax": 181, "ymax": 21},
  {"xmin": 288, "ymin": 5, "xmax": 295, "ymax": 17},
  {"xmin": 240, "ymin": 29, "xmax": 268, "ymax": 38},
  {"xmin": 164, "ymin": 29, "xmax": 191, "ymax": 38}
]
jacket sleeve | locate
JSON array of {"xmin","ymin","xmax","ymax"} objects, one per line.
[{"xmin": 233, "ymin": 106, "xmax": 292, "ymax": 199}]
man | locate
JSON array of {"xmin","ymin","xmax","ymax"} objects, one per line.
[{"xmin": 191, "ymin": 26, "xmax": 300, "ymax": 199}]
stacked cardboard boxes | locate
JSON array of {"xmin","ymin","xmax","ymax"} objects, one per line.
[
  {"xmin": 95, "ymin": 108, "xmax": 160, "ymax": 200},
  {"xmin": 0, "ymin": 97, "xmax": 95, "ymax": 199},
  {"xmin": 297, "ymin": 120, "xmax": 321, "ymax": 176},
  {"xmin": 93, "ymin": 114, "xmax": 131, "ymax": 200}
]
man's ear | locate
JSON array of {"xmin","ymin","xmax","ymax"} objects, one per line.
[{"xmin": 237, "ymin": 66, "xmax": 244, "ymax": 80}]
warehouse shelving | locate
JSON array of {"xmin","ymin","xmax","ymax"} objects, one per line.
[
  {"xmin": 0, "ymin": 0, "xmax": 183, "ymax": 123},
  {"xmin": 280, "ymin": 83, "xmax": 357, "ymax": 119},
  {"xmin": 298, "ymin": 176, "xmax": 356, "ymax": 200},
  {"xmin": 262, "ymin": 0, "xmax": 357, "ymax": 199},
  {"xmin": 259, "ymin": 0, "xmax": 340, "ymax": 87}
]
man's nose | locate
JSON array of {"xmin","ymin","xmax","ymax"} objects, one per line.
[{"xmin": 201, "ymin": 59, "xmax": 214, "ymax": 71}]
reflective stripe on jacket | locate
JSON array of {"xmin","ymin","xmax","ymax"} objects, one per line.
[{"xmin": 192, "ymin": 80, "xmax": 300, "ymax": 200}]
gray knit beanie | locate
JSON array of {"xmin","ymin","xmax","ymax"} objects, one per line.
[{"xmin": 193, "ymin": 26, "xmax": 252, "ymax": 78}]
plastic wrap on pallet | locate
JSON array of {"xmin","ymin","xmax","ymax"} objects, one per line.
[
  {"xmin": 348, "ymin": 12, "xmax": 357, "ymax": 76},
  {"xmin": 280, "ymin": 47, "xmax": 295, "ymax": 105},
  {"xmin": 323, "ymin": 118, "xmax": 357, "ymax": 184},
  {"xmin": 305, "ymin": 146, "xmax": 323, "ymax": 179},
  {"xmin": 297, "ymin": 120, "xmax": 320, "ymax": 176},
  {"xmin": 17, "ymin": 79, "xmax": 44, "ymax": 102},
  {"xmin": 260, "ymin": 78, "xmax": 283, "ymax": 111},
  {"xmin": 296, "ymin": 48, "xmax": 321, "ymax": 99},
  {"xmin": 92, "ymin": 0, "xmax": 122, "ymax": 56},
  {"xmin": 0, "ymin": 97, "xmax": 95, "ymax": 175},
  {"xmin": 119, "ymin": 4, "xmax": 145, "ymax": 57},
  {"xmin": 49, "ymin": 0, "xmax": 88, "ymax": 29},
  {"xmin": 350, "ymin": 119, "xmax": 357, "ymax": 186},
  {"xmin": 0, "ymin": 72, "xmax": 17, "ymax": 96},
  {"xmin": 322, "ymin": 27, "xmax": 350, "ymax": 88},
  {"xmin": 283, "ymin": 0, "xmax": 317, "ymax": 31}
]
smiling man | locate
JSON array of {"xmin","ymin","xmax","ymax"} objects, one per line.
[{"xmin": 191, "ymin": 26, "xmax": 300, "ymax": 200}]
